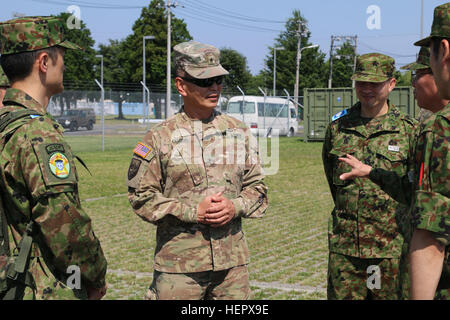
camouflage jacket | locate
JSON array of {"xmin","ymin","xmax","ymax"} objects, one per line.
[
  {"xmin": 322, "ymin": 101, "xmax": 417, "ymax": 258},
  {"xmin": 127, "ymin": 108, "xmax": 268, "ymax": 273},
  {"xmin": 0, "ymin": 88, "xmax": 107, "ymax": 289},
  {"xmin": 411, "ymin": 105, "xmax": 449, "ymax": 288}
]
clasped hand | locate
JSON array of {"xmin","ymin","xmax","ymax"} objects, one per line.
[{"xmin": 197, "ymin": 192, "xmax": 236, "ymax": 228}]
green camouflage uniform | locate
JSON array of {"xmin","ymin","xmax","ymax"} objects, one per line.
[
  {"xmin": 0, "ymin": 17, "xmax": 106, "ymax": 300},
  {"xmin": 401, "ymin": 47, "xmax": 435, "ymax": 123},
  {"xmin": 127, "ymin": 41, "xmax": 267, "ymax": 300},
  {"xmin": 323, "ymin": 53, "xmax": 418, "ymax": 300},
  {"xmin": 0, "ymin": 67, "xmax": 8, "ymax": 87},
  {"xmin": 413, "ymin": 3, "xmax": 450, "ymax": 299}
]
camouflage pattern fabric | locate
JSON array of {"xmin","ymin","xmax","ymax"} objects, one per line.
[
  {"xmin": 146, "ymin": 265, "xmax": 250, "ymax": 300},
  {"xmin": 0, "ymin": 66, "xmax": 9, "ymax": 87},
  {"xmin": 127, "ymin": 108, "xmax": 268, "ymax": 276},
  {"xmin": 351, "ymin": 53, "xmax": 395, "ymax": 83},
  {"xmin": 327, "ymin": 252, "xmax": 409, "ymax": 300},
  {"xmin": 415, "ymin": 2, "xmax": 450, "ymax": 47},
  {"xmin": 323, "ymin": 102, "xmax": 417, "ymax": 299},
  {"xmin": 323, "ymin": 101, "xmax": 418, "ymax": 258},
  {"xmin": 0, "ymin": 16, "xmax": 82, "ymax": 55},
  {"xmin": 173, "ymin": 41, "xmax": 229, "ymax": 79},
  {"xmin": 0, "ymin": 88, "xmax": 107, "ymax": 299},
  {"xmin": 411, "ymin": 104, "xmax": 450, "ymax": 296},
  {"xmin": 401, "ymin": 46, "xmax": 431, "ymax": 71}
]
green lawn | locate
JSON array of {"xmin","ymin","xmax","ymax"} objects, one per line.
[{"xmin": 65, "ymin": 135, "xmax": 332, "ymax": 300}]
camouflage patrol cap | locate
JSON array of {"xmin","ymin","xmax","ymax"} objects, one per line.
[
  {"xmin": 0, "ymin": 16, "xmax": 82, "ymax": 55},
  {"xmin": 173, "ymin": 40, "xmax": 229, "ymax": 79},
  {"xmin": 401, "ymin": 47, "xmax": 430, "ymax": 71},
  {"xmin": 415, "ymin": 3, "xmax": 450, "ymax": 46},
  {"xmin": 0, "ymin": 66, "xmax": 9, "ymax": 87},
  {"xmin": 351, "ymin": 53, "xmax": 395, "ymax": 83}
]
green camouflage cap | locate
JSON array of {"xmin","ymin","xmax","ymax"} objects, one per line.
[
  {"xmin": 0, "ymin": 66, "xmax": 9, "ymax": 87},
  {"xmin": 401, "ymin": 47, "xmax": 430, "ymax": 71},
  {"xmin": 351, "ymin": 53, "xmax": 395, "ymax": 83},
  {"xmin": 415, "ymin": 3, "xmax": 450, "ymax": 46},
  {"xmin": 173, "ymin": 40, "xmax": 229, "ymax": 79},
  {"xmin": 0, "ymin": 16, "xmax": 82, "ymax": 55}
]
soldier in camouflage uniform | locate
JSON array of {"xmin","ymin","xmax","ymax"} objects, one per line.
[
  {"xmin": 0, "ymin": 66, "xmax": 9, "ymax": 107},
  {"xmin": 401, "ymin": 46, "xmax": 448, "ymax": 122},
  {"xmin": 322, "ymin": 53, "xmax": 418, "ymax": 299},
  {"xmin": 127, "ymin": 41, "xmax": 268, "ymax": 300},
  {"xmin": 0, "ymin": 17, "xmax": 107, "ymax": 299},
  {"xmin": 409, "ymin": 2, "xmax": 450, "ymax": 300},
  {"xmin": 339, "ymin": 3, "xmax": 450, "ymax": 300}
]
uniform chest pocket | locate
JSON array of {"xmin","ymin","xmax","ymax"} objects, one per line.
[
  {"xmin": 167, "ymin": 148, "xmax": 204, "ymax": 195},
  {"xmin": 370, "ymin": 143, "xmax": 407, "ymax": 176},
  {"xmin": 329, "ymin": 147, "xmax": 357, "ymax": 187}
]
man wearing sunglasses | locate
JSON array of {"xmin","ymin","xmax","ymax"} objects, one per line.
[{"xmin": 127, "ymin": 41, "xmax": 268, "ymax": 300}]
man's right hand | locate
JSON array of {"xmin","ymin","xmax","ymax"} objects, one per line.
[
  {"xmin": 197, "ymin": 192, "xmax": 223, "ymax": 224},
  {"xmin": 338, "ymin": 154, "xmax": 372, "ymax": 180}
]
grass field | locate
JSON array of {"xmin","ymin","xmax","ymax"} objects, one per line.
[{"xmin": 65, "ymin": 134, "xmax": 333, "ymax": 300}]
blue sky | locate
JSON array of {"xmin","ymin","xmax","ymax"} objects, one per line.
[{"xmin": 2, "ymin": 0, "xmax": 445, "ymax": 74}]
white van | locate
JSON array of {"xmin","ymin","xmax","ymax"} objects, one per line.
[{"xmin": 226, "ymin": 95, "xmax": 298, "ymax": 137}]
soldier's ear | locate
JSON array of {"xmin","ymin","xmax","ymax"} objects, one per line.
[
  {"xmin": 37, "ymin": 51, "xmax": 50, "ymax": 74},
  {"xmin": 175, "ymin": 77, "xmax": 188, "ymax": 97},
  {"xmin": 441, "ymin": 39, "xmax": 450, "ymax": 64}
]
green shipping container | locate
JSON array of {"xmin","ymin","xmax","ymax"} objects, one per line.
[{"xmin": 303, "ymin": 86, "xmax": 418, "ymax": 142}]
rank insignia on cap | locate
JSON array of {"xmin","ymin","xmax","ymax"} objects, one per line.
[
  {"xmin": 133, "ymin": 142, "xmax": 152, "ymax": 159},
  {"xmin": 48, "ymin": 152, "xmax": 70, "ymax": 179}
]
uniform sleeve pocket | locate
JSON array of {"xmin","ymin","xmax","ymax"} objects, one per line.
[{"xmin": 32, "ymin": 142, "xmax": 77, "ymax": 190}]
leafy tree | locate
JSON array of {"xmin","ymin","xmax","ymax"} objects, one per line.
[
  {"xmin": 327, "ymin": 41, "xmax": 356, "ymax": 88},
  {"xmin": 394, "ymin": 70, "xmax": 412, "ymax": 86},
  {"xmin": 220, "ymin": 48, "xmax": 252, "ymax": 93},
  {"xmin": 259, "ymin": 10, "xmax": 328, "ymax": 97},
  {"xmin": 119, "ymin": 0, "xmax": 192, "ymax": 118},
  {"xmin": 53, "ymin": 12, "xmax": 97, "ymax": 114}
]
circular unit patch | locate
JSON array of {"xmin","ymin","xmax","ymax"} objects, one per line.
[{"xmin": 48, "ymin": 152, "xmax": 71, "ymax": 179}]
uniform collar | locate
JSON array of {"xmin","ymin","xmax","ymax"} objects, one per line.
[
  {"xmin": 342, "ymin": 100, "xmax": 401, "ymax": 137},
  {"xmin": 2, "ymin": 88, "xmax": 47, "ymax": 115}
]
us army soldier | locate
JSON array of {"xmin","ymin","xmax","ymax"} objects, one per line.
[
  {"xmin": 322, "ymin": 53, "xmax": 417, "ymax": 299},
  {"xmin": 0, "ymin": 17, "xmax": 107, "ymax": 299},
  {"xmin": 127, "ymin": 41, "xmax": 268, "ymax": 300}
]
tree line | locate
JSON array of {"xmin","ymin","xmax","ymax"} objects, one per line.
[{"xmin": 55, "ymin": 0, "xmax": 411, "ymax": 116}]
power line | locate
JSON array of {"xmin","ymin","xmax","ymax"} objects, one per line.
[
  {"xmin": 180, "ymin": 0, "xmax": 284, "ymax": 24},
  {"xmin": 174, "ymin": 9, "xmax": 282, "ymax": 33},
  {"xmin": 30, "ymin": 0, "xmax": 143, "ymax": 9},
  {"xmin": 358, "ymin": 40, "xmax": 416, "ymax": 58}
]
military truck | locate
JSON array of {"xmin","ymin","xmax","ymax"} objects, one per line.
[{"xmin": 56, "ymin": 108, "xmax": 96, "ymax": 131}]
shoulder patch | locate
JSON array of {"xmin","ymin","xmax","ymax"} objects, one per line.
[
  {"xmin": 332, "ymin": 109, "xmax": 348, "ymax": 122},
  {"xmin": 48, "ymin": 152, "xmax": 71, "ymax": 179},
  {"xmin": 133, "ymin": 142, "xmax": 152, "ymax": 159}
]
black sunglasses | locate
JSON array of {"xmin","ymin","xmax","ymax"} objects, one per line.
[{"xmin": 180, "ymin": 76, "xmax": 224, "ymax": 87}]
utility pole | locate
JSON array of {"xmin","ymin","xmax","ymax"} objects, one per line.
[
  {"xmin": 165, "ymin": 0, "xmax": 182, "ymax": 119},
  {"xmin": 294, "ymin": 20, "xmax": 303, "ymax": 106},
  {"xmin": 328, "ymin": 35, "xmax": 357, "ymax": 88},
  {"xmin": 420, "ymin": 0, "xmax": 424, "ymax": 39}
]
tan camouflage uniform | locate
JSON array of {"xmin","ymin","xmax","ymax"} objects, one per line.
[
  {"xmin": 0, "ymin": 17, "xmax": 107, "ymax": 300},
  {"xmin": 127, "ymin": 41, "xmax": 268, "ymax": 300},
  {"xmin": 323, "ymin": 53, "xmax": 418, "ymax": 299}
]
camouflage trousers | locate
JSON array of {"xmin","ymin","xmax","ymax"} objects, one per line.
[
  {"xmin": 327, "ymin": 252, "xmax": 410, "ymax": 300},
  {"xmin": 145, "ymin": 265, "xmax": 250, "ymax": 300},
  {"xmin": 23, "ymin": 257, "xmax": 87, "ymax": 300}
]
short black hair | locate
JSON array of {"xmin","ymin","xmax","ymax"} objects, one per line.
[
  {"xmin": 0, "ymin": 46, "xmax": 59, "ymax": 83},
  {"xmin": 431, "ymin": 37, "xmax": 450, "ymax": 57}
]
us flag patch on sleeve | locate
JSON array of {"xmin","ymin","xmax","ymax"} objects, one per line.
[{"xmin": 133, "ymin": 142, "xmax": 152, "ymax": 159}]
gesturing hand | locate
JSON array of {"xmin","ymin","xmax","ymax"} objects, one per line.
[{"xmin": 338, "ymin": 154, "xmax": 372, "ymax": 180}]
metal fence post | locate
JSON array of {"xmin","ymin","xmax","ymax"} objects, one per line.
[{"xmin": 94, "ymin": 79, "xmax": 105, "ymax": 152}]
